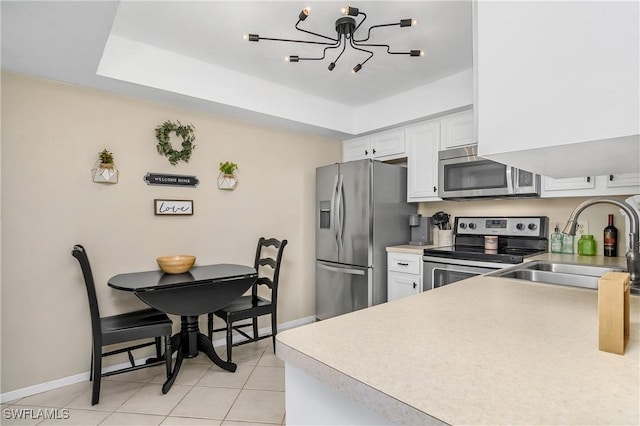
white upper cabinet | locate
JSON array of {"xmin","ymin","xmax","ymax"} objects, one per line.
[
  {"xmin": 474, "ymin": 1, "xmax": 639, "ymax": 178},
  {"xmin": 406, "ymin": 121, "xmax": 441, "ymax": 202},
  {"xmin": 440, "ymin": 110, "xmax": 475, "ymax": 150},
  {"xmin": 542, "ymin": 173, "xmax": 640, "ymax": 198},
  {"xmin": 342, "ymin": 137, "xmax": 371, "ymax": 162},
  {"xmin": 342, "ymin": 128, "xmax": 406, "ymax": 162}
]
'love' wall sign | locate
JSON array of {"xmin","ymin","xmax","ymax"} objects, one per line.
[{"xmin": 154, "ymin": 199, "xmax": 193, "ymax": 216}]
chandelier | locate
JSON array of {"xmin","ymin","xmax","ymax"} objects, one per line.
[{"xmin": 244, "ymin": 6, "xmax": 423, "ymax": 74}]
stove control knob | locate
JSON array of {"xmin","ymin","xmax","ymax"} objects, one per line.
[
  {"xmin": 468, "ymin": 223, "xmax": 476, "ymax": 230},
  {"xmin": 528, "ymin": 223, "xmax": 538, "ymax": 231},
  {"xmin": 516, "ymin": 223, "xmax": 525, "ymax": 230},
  {"xmin": 459, "ymin": 223, "xmax": 467, "ymax": 229}
]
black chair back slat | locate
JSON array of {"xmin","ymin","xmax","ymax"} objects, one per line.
[
  {"xmin": 257, "ymin": 257, "xmax": 277, "ymax": 269},
  {"xmin": 255, "ymin": 276, "xmax": 272, "ymax": 289}
]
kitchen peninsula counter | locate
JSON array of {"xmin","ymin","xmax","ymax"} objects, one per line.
[{"xmin": 276, "ymin": 262, "xmax": 639, "ymax": 425}]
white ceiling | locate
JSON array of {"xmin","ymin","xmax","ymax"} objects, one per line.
[{"xmin": 1, "ymin": 1, "xmax": 473, "ymax": 139}]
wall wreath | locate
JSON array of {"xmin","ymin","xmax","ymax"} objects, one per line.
[{"xmin": 155, "ymin": 120, "xmax": 196, "ymax": 165}]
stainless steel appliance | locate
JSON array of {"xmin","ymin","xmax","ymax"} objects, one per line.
[
  {"xmin": 409, "ymin": 214, "xmax": 433, "ymax": 246},
  {"xmin": 423, "ymin": 216, "xmax": 549, "ymax": 289},
  {"xmin": 316, "ymin": 159, "xmax": 416, "ymax": 320},
  {"xmin": 438, "ymin": 146, "xmax": 541, "ymax": 199}
]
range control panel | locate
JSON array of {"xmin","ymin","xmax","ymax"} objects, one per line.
[{"xmin": 454, "ymin": 216, "xmax": 548, "ymax": 238}]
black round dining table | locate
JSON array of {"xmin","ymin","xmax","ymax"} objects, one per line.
[{"xmin": 108, "ymin": 263, "xmax": 257, "ymax": 393}]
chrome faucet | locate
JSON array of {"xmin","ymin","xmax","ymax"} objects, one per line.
[{"xmin": 563, "ymin": 197, "xmax": 640, "ymax": 289}]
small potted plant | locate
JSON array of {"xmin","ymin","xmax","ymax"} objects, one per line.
[
  {"xmin": 92, "ymin": 149, "xmax": 119, "ymax": 184},
  {"xmin": 218, "ymin": 161, "xmax": 238, "ymax": 190}
]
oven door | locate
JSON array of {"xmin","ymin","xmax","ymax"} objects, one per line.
[{"xmin": 423, "ymin": 258, "xmax": 500, "ymax": 290}]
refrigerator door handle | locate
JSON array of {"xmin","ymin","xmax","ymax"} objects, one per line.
[
  {"xmin": 336, "ymin": 172, "xmax": 345, "ymax": 250},
  {"xmin": 330, "ymin": 172, "xmax": 340, "ymax": 252},
  {"xmin": 317, "ymin": 262, "xmax": 365, "ymax": 275}
]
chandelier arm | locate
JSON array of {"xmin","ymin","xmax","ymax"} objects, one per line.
[
  {"xmin": 352, "ymin": 40, "xmax": 414, "ymax": 55},
  {"xmin": 295, "ymin": 20, "xmax": 338, "ymax": 43},
  {"xmin": 331, "ymin": 37, "xmax": 348, "ymax": 65},
  {"xmin": 258, "ymin": 36, "xmax": 338, "ymax": 46},
  {"xmin": 349, "ymin": 37, "xmax": 374, "ymax": 65},
  {"xmin": 353, "ymin": 11, "xmax": 367, "ymax": 34},
  {"xmin": 353, "ymin": 23, "xmax": 400, "ymax": 43},
  {"xmin": 297, "ymin": 39, "xmax": 343, "ymax": 61}
]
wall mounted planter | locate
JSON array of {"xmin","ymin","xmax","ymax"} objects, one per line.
[
  {"xmin": 92, "ymin": 162, "xmax": 119, "ymax": 184},
  {"xmin": 218, "ymin": 173, "xmax": 238, "ymax": 190}
]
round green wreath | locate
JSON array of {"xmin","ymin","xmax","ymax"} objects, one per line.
[{"xmin": 155, "ymin": 120, "xmax": 196, "ymax": 165}]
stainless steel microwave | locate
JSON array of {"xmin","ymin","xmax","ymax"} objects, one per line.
[{"xmin": 438, "ymin": 146, "xmax": 541, "ymax": 199}]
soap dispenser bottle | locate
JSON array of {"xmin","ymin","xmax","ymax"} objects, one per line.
[{"xmin": 551, "ymin": 225, "xmax": 563, "ymax": 253}]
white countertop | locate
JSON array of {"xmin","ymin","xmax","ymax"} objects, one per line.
[{"xmin": 277, "ymin": 257, "xmax": 639, "ymax": 425}]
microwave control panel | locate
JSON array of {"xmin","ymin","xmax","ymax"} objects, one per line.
[{"xmin": 454, "ymin": 216, "xmax": 547, "ymax": 238}]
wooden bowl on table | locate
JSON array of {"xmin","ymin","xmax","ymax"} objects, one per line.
[{"xmin": 156, "ymin": 255, "xmax": 196, "ymax": 274}]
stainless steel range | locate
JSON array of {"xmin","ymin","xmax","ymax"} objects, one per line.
[{"xmin": 422, "ymin": 216, "xmax": 549, "ymax": 289}]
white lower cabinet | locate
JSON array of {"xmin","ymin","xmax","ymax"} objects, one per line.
[
  {"xmin": 542, "ymin": 173, "xmax": 640, "ymax": 197},
  {"xmin": 387, "ymin": 252, "xmax": 424, "ymax": 301}
]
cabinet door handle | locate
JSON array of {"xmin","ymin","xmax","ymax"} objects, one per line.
[
  {"xmin": 433, "ymin": 186, "xmax": 437, "ymax": 193},
  {"xmin": 413, "ymin": 282, "xmax": 417, "ymax": 289},
  {"xmin": 372, "ymin": 148, "xmax": 376, "ymax": 154},
  {"xmin": 609, "ymin": 174, "xmax": 614, "ymax": 181},
  {"xmin": 397, "ymin": 262, "xmax": 409, "ymax": 266},
  {"xmin": 364, "ymin": 150, "xmax": 368, "ymax": 155},
  {"xmin": 586, "ymin": 176, "xmax": 591, "ymax": 183}
]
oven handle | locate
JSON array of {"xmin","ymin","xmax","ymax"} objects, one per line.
[{"xmin": 423, "ymin": 256, "xmax": 507, "ymax": 269}]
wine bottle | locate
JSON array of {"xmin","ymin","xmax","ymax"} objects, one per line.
[{"xmin": 603, "ymin": 214, "xmax": 618, "ymax": 257}]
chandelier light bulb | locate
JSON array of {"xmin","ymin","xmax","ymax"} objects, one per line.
[
  {"xmin": 413, "ymin": 19, "xmax": 418, "ymax": 26},
  {"xmin": 243, "ymin": 34, "xmax": 248, "ymax": 40},
  {"xmin": 299, "ymin": 7, "xmax": 311, "ymax": 21},
  {"xmin": 342, "ymin": 6, "xmax": 359, "ymax": 16}
]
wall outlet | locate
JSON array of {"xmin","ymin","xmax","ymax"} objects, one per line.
[{"xmin": 576, "ymin": 220, "xmax": 589, "ymax": 238}]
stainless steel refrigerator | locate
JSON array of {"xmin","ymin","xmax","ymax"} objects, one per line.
[{"xmin": 315, "ymin": 159, "xmax": 416, "ymax": 320}]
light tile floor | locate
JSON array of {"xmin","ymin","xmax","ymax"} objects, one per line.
[{"xmin": 2, "ymin": 340, "xmax": 285, "ymax": 425}]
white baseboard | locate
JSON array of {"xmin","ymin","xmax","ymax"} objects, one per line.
[{"xmin": 0, "ymin": 315, "xmax": 315, "ymax": 404}]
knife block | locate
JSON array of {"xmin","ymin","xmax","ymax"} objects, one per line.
[{"xmin": 598, "ymin": 272, "xmax": 630, "ymax": 355}]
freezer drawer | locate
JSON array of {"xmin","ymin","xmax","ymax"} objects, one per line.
[{"xmin": 315, "ymin": 261, "xmax": 371, "ymax": 321}]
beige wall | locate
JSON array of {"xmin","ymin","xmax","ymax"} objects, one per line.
[
  {"xmin": 419, "ymin": 196, "xmax": 633, "ymax": 253},
  {"xmin": 0, "ymin": 72, "xmax": 342, "ymax": 393}
]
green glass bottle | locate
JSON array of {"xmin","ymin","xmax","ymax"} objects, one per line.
[{"xmin": 578, "ymin": 234, "xmax": 597, "ymax": 256}]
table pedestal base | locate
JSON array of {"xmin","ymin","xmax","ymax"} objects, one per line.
[{"xmin": 162, "ymin": 315, "xmax": 236, "ymax": 394}]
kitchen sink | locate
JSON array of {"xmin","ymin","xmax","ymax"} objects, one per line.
[{"xmin": 489, "ymin": 260, "xmax": 629, "ymax": 292}]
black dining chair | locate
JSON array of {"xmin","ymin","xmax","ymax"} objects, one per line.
[
  {"xmin": 71, "ymin": 244, "xmax": 173, "ymax": 405},
  {"xmin": 207, "ymin": 237, "xmax": 287, "ymax": 362}
]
